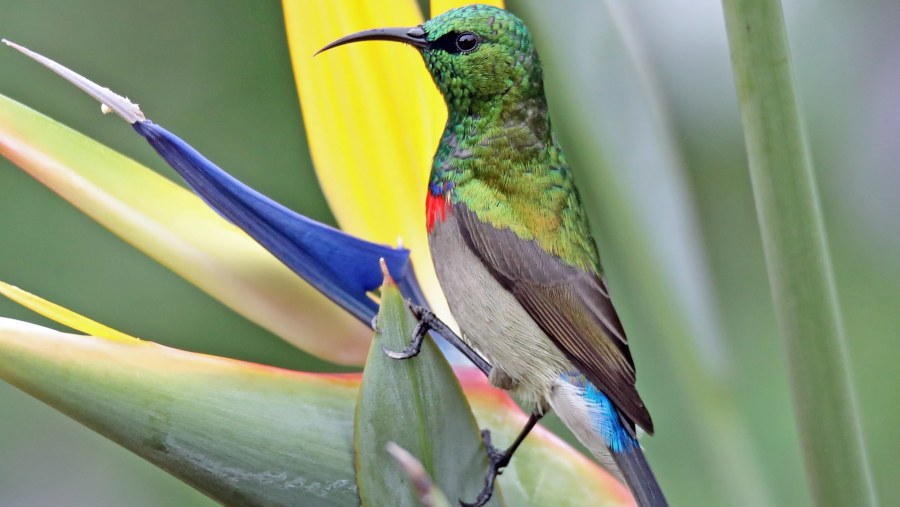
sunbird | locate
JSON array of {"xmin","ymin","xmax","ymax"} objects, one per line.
[{"xmin": 320, "ymin": 5, "xmax": 667, "ymax": 507}]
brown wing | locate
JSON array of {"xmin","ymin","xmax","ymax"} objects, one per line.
[{"xmin": 454, "ymin": 204, "xmax": 653, "ymax": 434}]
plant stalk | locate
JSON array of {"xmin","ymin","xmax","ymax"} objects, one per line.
[{"xmin": 721, "ymin": 1, "xmax": 877, "ymax": 505}]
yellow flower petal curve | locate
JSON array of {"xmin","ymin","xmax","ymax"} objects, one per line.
[
  {"xmin": 430, "ymin": 0, "xmax": 505, "ymax": 17},
  {"xmin": 0, "ymin": 281, "xmax": 138, "ymax": 343},
  {"xmin": 283, "ymin": 2, "xmax": 459, "ymax": 328},
  {"xmin": 283, "ymin": 0, "xmax": 506, "ymax": 329}
]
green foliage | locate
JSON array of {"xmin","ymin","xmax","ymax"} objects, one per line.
[
  {"xmin": 356, "ymin": 274, "xmax": 500, "ymax": 506},
  {"xmin": 0, "ymin": 319, "xmax": 359, "ymax": 506},
  {"xmin": 721, "ymin": 0, "xmax": 878, "ymax": 505}
]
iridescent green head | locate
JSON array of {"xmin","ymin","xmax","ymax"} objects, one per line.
[{"xmin": 318, "ymin": 5, "xmax": 542, "ymax": 115}]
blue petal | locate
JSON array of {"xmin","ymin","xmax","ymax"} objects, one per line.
[{"xmin": 133, "ymin": 120, "xmax": 427, "ymax": 323}]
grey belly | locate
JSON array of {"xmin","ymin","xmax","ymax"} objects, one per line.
[{"xmin": 428, "ymin": 213, "xmax": 572, "ymax": 408}]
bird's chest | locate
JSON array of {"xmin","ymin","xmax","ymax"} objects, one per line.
[{"xmin": 427, "ymin": 211, "xmax": 570, "ymax": 405}]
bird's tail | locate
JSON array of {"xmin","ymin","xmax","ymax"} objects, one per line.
[
  {"xmin": 551, "ymin": 374, "xmax": 668, "ymax": 507},
  {"xmin": 611, "ymin": 442, "xmax": 668, "ymax": 507}
]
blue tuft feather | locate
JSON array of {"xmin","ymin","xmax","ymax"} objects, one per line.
[
  {"xmin": 560, "ymin": 372, "xmax": 636, "ymax": 454},
  {"xmin": 133, "ymin": 120, "xmax": 427, "ymax": 324}
]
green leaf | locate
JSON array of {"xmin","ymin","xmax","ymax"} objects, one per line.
[
  {"xmin": 721, "ymin": 1, "xmax": 877, "ymax": 505},
  {"xmin": 0, "ymin": 93, "xmax": 369, "ymax": 365},
  {"xmin": 355, "ymin": 272, "xmax": 501, "ymax": 506},
  {"xmin": 0, "ymin": 317, "xmax": 358, "ymax": 506},
  {"xmin": 0, "ymin": 282, "xmax": 632, "ymax": 506}
]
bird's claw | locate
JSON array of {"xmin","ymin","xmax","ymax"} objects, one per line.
[
  {"xmin": 480, "ymin": 429, "xmax": 511, "ymax": 467},
  {"xmin": 381, "ymin": 319, "xmax": 427, "ymax": 360},
  {"xmin": 458, "ymin": 429, "xmax": 511, "ymax": 507},
  {"xmin": 381, "ymin": 342, "xmax": 421, "ymax": 360}
]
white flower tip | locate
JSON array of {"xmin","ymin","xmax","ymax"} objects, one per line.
[{"xmin": 4, "ymin": 39, "xmax": 146, "ymax": 124}]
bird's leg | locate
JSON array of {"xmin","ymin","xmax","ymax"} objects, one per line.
[
  {"xmin": 382, "ymin": 302, "xmax": 493, "ymax": 377},
  {"xmin": 461, "ymin": 411, "xmax": 544, "ymax": 507}
]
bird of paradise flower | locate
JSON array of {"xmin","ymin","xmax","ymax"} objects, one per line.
[{"xmin": 0, "ymin": 1, "xmax": 639, "ymax": 506}]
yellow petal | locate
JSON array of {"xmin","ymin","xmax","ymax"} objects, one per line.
[
  {"xmin": 283, "ymin": 0, "xmax": 452, "ymax": 324},
  {"xmin": 283, "ymin": 0, "xmax": 506, "ymax": 328},
  {"xmin": 0, "ymin": 281, "xmax": 138, "ymax": 343}
]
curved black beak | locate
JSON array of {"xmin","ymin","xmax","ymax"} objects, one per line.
[{"xmin": 316, "ymin": 26, "xmax": 428, "ymax": 56}]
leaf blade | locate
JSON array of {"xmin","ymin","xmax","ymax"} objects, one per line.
[
  {"xmin": 0, "ymin": 317, "xmax": 360, "ymax": 506},
  {"xmin": 0, "ymin": 306, "xmax": 631, "ymax": 507},
  {"xmin": 355, "ymin": 272, "xmax": 501, "ymax": 506}
]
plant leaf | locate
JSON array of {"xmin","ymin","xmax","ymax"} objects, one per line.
[
  {"xmin": 355, "ymin": 268, "xmax": 501, "ymax": 506},
  {"xmin": 0, "ymin": 283, "xmax": 632, "ymax": 506},
  {"xmin": 0, "ymin": 93, "xmax": 369, "ymax": 364},
  {"xmin": 0, "ymin": 316, "xmax": 360, "ymax": 506}
]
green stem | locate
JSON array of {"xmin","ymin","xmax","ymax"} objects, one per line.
[{"xmin": 721, "ymin": 1, "xmax": 877, "ymax": 505}]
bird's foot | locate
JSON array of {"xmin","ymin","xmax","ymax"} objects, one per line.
[
  {"xmin": 480, "ymin": 429, "xmax": 513, "ymax": 468},
  {"xmin": 396, "ymin": 302, "xmax": 494, "ymax": 375},
  {"xmin": 459, "ymin": 429, "xmax": 511, "ymax": 507},
  {"xmin": 381, "ymin": 316, "xmax": 428, "ymax": 359},
  {"xmin": 381, "ymin": 302, "xmax": 433, "ymax": 360},
  {"xmin": 459, "ymin": 411, "xmax": 543, "ymax": 507}
]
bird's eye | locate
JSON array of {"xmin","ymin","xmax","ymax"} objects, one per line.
[
  {"xmin": 455, "ymin": 32, "xmax": 478, "ymax": 53},
  {"xmin": 430, "ymin": 31, "xmax": 480, "ymax": 54}
]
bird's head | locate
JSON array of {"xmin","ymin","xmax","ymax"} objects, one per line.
[{"xmin": 318, "ymin": 5, "xmax": 543, "ymax": 116}]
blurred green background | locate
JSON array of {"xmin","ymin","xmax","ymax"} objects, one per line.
[{"xmin": 0, "ymin": 0, "xmax": 897, "ymax": 505}]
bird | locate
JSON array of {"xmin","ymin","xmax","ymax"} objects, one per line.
[{"xmin": 319, "ymin": 5, "xmax": 667, "ymax": 507}]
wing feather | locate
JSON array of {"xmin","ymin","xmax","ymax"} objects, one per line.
[{"xmin": 454, "ymin": 204, "xmax": 653, "ymax": 433}]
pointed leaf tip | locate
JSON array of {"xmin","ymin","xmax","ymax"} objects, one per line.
[{"xmin": 380, "ymin": 258, "xmax": 396, "ymax": 287}]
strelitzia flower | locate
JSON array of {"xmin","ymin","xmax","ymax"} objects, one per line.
[{"xmin": 0, "ymin": 1, "xmax": 634, "ymax": 505}]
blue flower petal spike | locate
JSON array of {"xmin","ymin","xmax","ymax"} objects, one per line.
[{"xmin": 3, "ymin": 39, "xmax": 429, "ymax": 324}]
